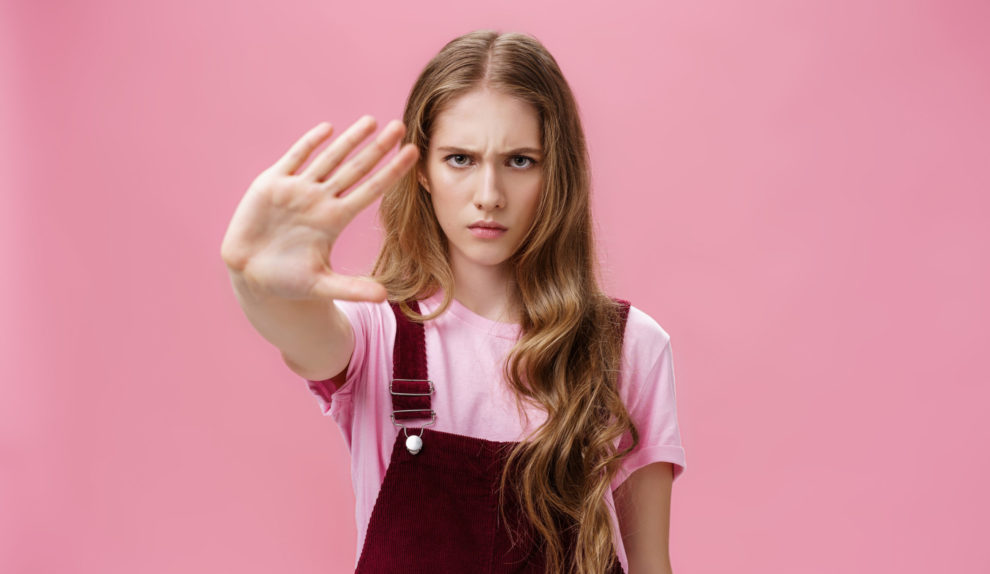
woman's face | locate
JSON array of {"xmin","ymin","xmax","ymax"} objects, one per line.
[{"xmin": 419, "ymin": 88, "xmax": 543, "ymax": 278}]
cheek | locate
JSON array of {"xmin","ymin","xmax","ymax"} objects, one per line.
[
  {"xmin": 428, "ymin": 188, "xmax": 461, "ymax": 235},
  {"xmin": 433, "ymin": 169, "xmax": 470, "ymax": 193},
  {"xmin": 427, "ymin": 165, "xmax": 463, "ymax": 198},
  {"xmin": 429, "ymin": 183, "xmax": 458, "ymax": 211},
  {"xmin": 518, "ymin": 178, "xmax": 542, "ymax": 222},
  {"xmin": 429, "ymin": 172, "xmax": 475, "ymax": 215}
]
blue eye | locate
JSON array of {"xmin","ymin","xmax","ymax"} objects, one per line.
[
  {"xmin": 444, "ymin": 154, "xmax": 471, "ymax": 167},
  {"xmin": 510, "ymin": 156, "xmax": 536, "ymax": 168},
  {"xmin": 442, "ymin": 154, "xmax": 538, "ymax": 169}
]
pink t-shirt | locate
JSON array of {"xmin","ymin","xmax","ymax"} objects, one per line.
[{"xmin": 303, "ymin": 291, "xmax": 686, "ymax": 572}]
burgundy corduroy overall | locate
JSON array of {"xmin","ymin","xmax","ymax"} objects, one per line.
[{"xmin": 352, "ymin": 300, "xmax": 630, "ymax": 574}]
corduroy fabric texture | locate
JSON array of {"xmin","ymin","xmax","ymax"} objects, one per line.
[{"xmin": 353, "ymin": 299, "xmax": 629, "ymax": 573}]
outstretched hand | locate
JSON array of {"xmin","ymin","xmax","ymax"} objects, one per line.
[{"xmin": 221, "ymin": 116, "xmax": 420, "ymax": 302}]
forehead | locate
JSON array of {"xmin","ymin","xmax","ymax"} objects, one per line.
[{"xmin": 430, "ymin": 89, "xmax": 541, "ymax": 149}]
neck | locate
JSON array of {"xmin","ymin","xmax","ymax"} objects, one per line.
[{"xmin": 448, "ymin": 251, "xmax": 520, "ymax": 324}]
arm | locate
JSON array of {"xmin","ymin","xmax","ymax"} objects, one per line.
[
  {"xmin": 615, "ymin": 461, "xmax": 675, "ymax": 574},
  {"xmin": 219, "ymin": 117, "xmax": 418, "ymax": 388},
  {"xmin": 226, "ymin": 268, "xmax": 354, "ymax": 386}
]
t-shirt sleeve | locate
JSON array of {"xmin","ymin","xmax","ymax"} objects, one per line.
[
  {"xmin": 302, "ymin": 299, "xmax": 376, "ymax": 418},
  {"xmin": 611, "ymin": 307, "xmax": 687, "ymax": 491}
]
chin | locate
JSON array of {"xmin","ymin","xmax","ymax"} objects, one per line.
[
  {"xmin": 461, "ymin": 248, "xmax": 512, "ymax": 268},
  {"xmin": 470, "ymin": 255, "xmax": 512, "ymax": 268}
]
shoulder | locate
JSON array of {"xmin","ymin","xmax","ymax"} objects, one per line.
[
  {"xmin": 327, "ymin": 299, "xmax": 399, "ymax": 401},
  {"xmin": 333, "ymin": 298, "xmax": 398, "ymax": 342},
  {"xmin": 333, "ymin": 297, "xmax": 393, "ymax": 313},
  {"xmin": 618, "ymin": 303, "xmax": 672, "ymax": 368},
  {"xmin": 611, "ymin": 302, "xmax": 679, "ymax": 425}
]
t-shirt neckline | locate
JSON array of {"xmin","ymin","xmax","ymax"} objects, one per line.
[{"xmin": 421, "ymin": 290, "xmax": 521, "ymax": 340}]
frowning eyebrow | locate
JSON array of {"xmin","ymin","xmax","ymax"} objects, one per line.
[{"xmin": 437, "ymin": 146, "xmax": 543, "ymax": 156}]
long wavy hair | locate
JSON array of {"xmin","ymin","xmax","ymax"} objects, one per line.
[{"xmin": 371, "ymin": 30, "xmax": 640, "ymax": 574}]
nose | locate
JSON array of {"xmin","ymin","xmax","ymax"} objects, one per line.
[{"xmin": 472, "ymin": 161, "xmax": 504, "ymax": 211}]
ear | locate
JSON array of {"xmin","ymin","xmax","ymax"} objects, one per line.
[{"xmin": 418, "ymin": 171, "xmax": 431, "ymax": 194}]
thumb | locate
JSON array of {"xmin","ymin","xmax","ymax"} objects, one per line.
[{"xmin": 311, "ymin": 271, "xmax": 388, "ymax": 303}]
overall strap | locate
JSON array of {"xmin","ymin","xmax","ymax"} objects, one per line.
[
  {"xmin": 387, "ymin": 300, "xmax": 434, "ymax": 422},
  {"xmin": 612, "ymin": 297, "xmax": 632, "ymax": 337},
  {"xmin": 385, "ymin": 298, "xmax": 629, "ymax": 422}
]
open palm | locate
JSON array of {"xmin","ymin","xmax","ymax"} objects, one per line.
[{"xmin": 221, "ymin": 116, "xmax": 419, "ymax": 303}]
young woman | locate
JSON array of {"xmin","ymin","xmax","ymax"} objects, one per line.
[{"xmin": 221, "ymin": 30, "xmax": 686, "ymax": 574}]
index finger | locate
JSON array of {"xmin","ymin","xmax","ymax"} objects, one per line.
[{"xmin": 271, "ymin": 122, "xmax": 334, "ymax": 175}]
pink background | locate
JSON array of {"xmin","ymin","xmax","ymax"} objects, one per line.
[{"xmin": 3, "ymin": 0, "xmax": 988, "ymax": 572}]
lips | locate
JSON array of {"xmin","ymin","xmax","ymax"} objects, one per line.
[{"xmin": 468, "ymin": 220, "xmax": 507, "ymax": 230}]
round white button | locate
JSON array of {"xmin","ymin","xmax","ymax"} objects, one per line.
[{"xmin": 406, "ymin": 434, "xmax": 423, "ymax": 455}]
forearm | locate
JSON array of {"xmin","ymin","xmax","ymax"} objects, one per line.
[
  {"xmin": 226, "ymin": 268, "xmax": 353, "ymax": 380},
  {"xmin": 627, "ymin": 558, "xmax": 673, "ymax": 574},
  {"xmin": 625, "ymin": 546, "xmax": 673, "ymax": 574},
  {"xmin": 617, "ymin": 461, "xmax": 676, "ymax": 574}
]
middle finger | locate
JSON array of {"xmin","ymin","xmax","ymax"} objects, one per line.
[
  {"xmin": 322, "ymin": 119, "xmax": 406, "ymax": 196},
  {"xmin": 301, "ymin": 115, "xmax": 377, "ymax": 182}
]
